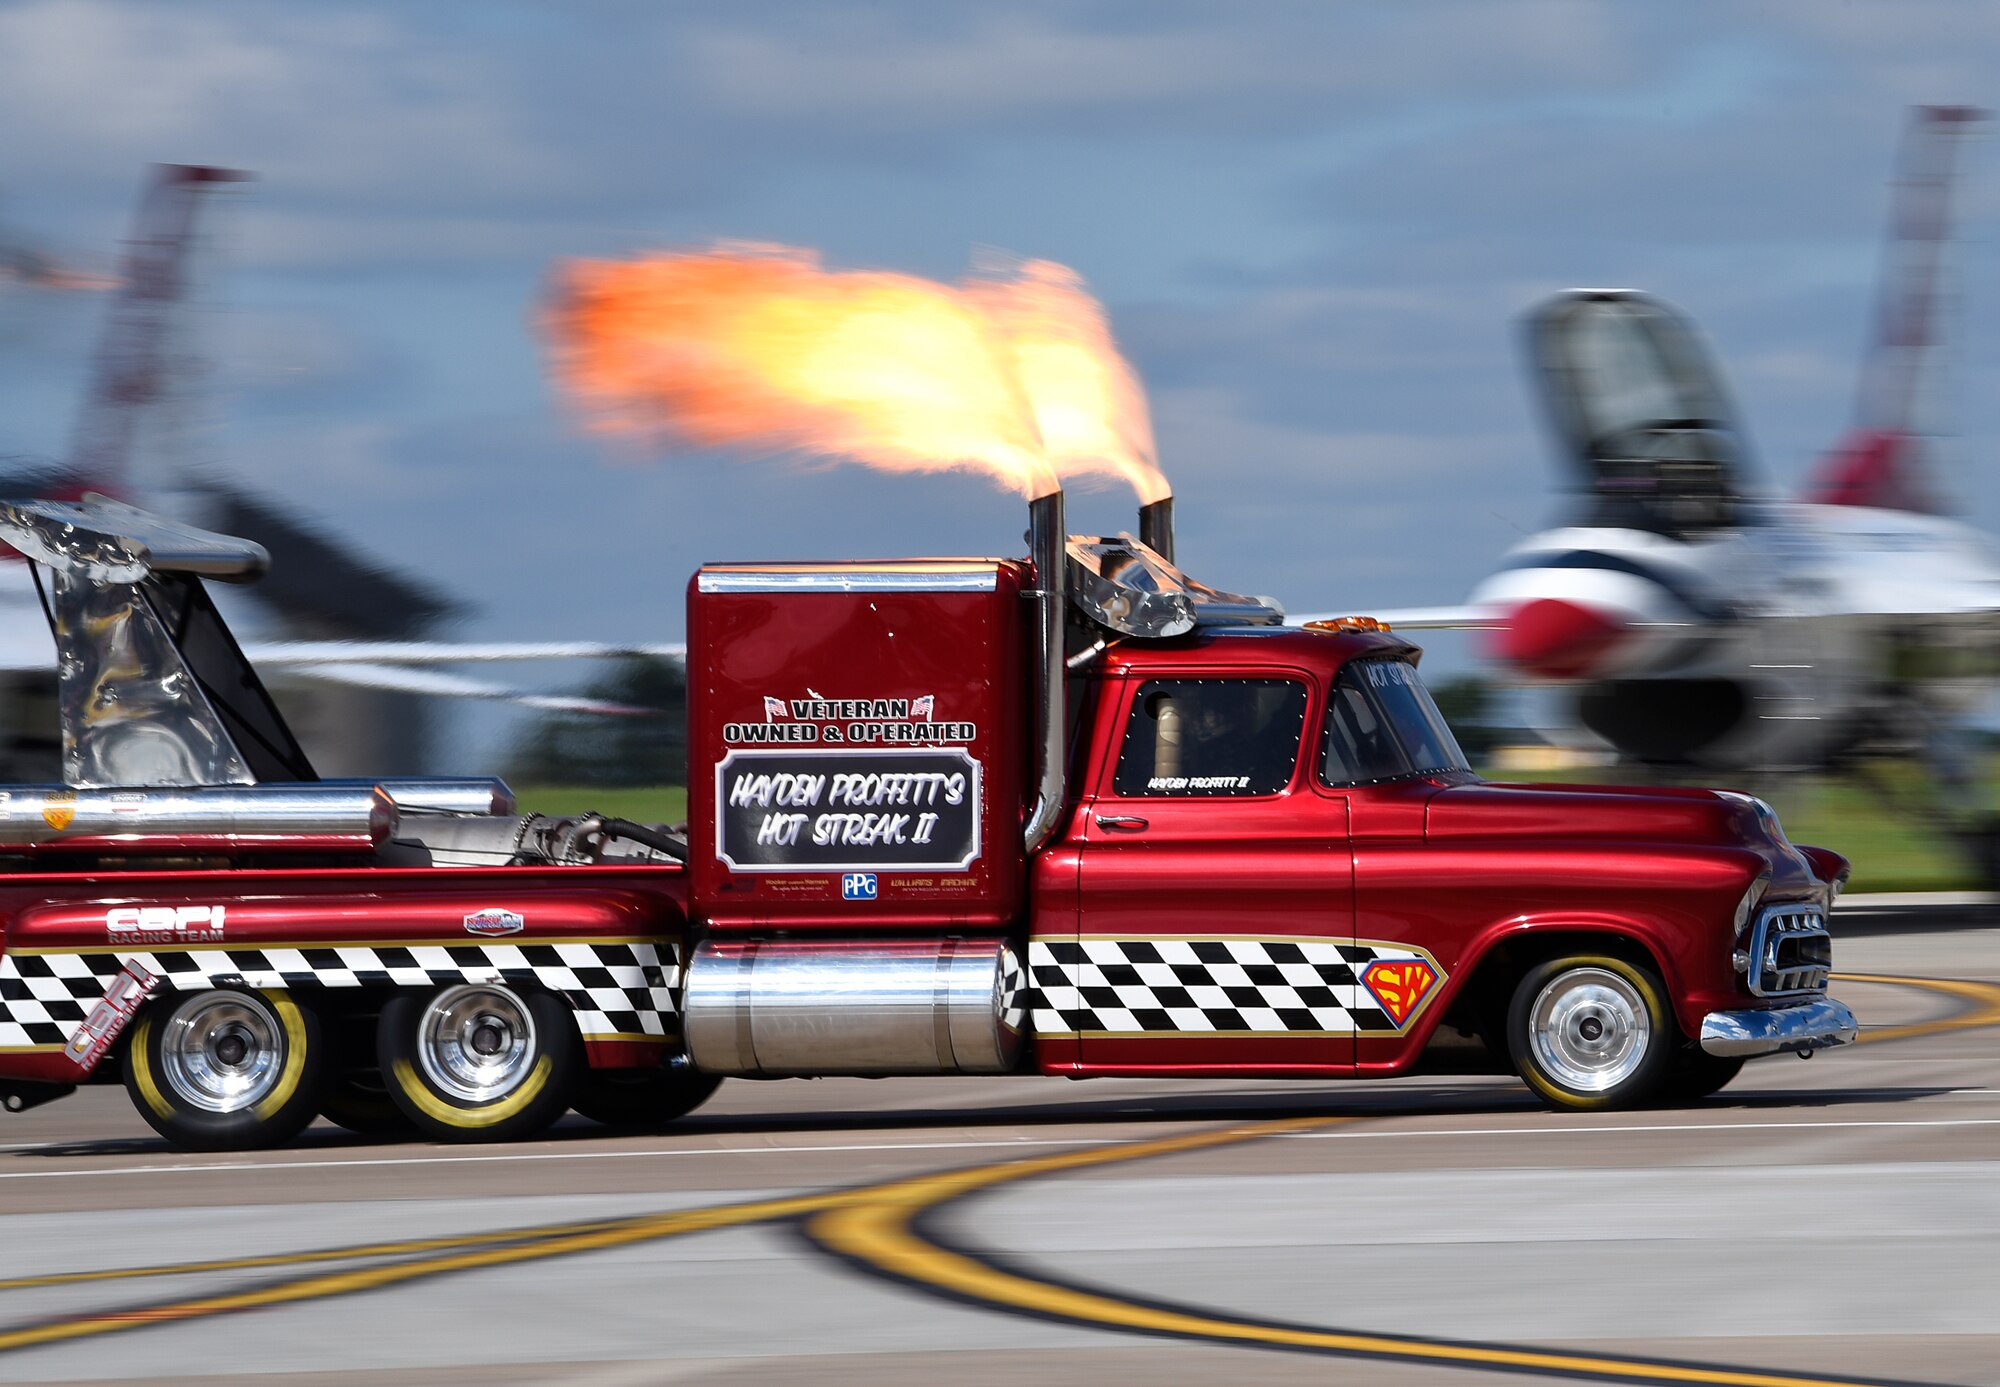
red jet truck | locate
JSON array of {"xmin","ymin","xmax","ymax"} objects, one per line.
[{"xmin": 0, "ymin": 489, "xmax": 1855, "ymax": 1150}]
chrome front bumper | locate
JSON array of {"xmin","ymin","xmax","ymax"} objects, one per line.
[{"xmin": 1699, "ymin": 997, "xmax": 1859, "ymax": 1058}]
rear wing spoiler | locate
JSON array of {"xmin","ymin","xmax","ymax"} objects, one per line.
[
  {"xmin": 0, "ymin": 494, "xmax": 269, "ymax": 584},
  {"xmin": 0, "ymin": 494, "xmax": 313, "ymax": 788}
]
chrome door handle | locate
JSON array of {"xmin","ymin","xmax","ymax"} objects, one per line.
[{"xmin": 1094, "ymin": 814, "xmax": 1149, "ymax": 831}]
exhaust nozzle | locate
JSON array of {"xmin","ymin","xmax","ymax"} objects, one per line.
[
  {"xmin": 1137, "ymin": 496, "xmax": 1175, "ymax": 565},
  {"xmin": 1024, "ymin": 490, "xmax": 1067, "ymax": 854}
]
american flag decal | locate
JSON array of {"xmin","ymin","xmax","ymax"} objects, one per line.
[
  {"xmin": 911, "ymin": 695, "xmax": 934, "ymax": 720},
  {"xmin": 763, "ymin": 696, "xmax": 788, "ymax": 721}
]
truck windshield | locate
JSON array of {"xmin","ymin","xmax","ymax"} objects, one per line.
[{"xmin": 1322, "ymin": 659, "xmax": 1471, "ymax": 784}]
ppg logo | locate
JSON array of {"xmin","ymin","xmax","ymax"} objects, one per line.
[{"xmin": 841, "ymin": 873, "xmax": 878, "ymax": 900}]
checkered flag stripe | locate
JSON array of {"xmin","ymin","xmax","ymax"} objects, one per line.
[
  {"xmin": 0, "ymin": 941, "xmax": 681, "ymax": 1048},
  {"xmin": 1024, "ymin": 937, "xmax": 1434, "ymax": 1036}
]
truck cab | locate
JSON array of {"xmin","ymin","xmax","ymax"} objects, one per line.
[{"xmin": 1028, "ymin": 620, "xmax": 1849, "ymax": 1106}]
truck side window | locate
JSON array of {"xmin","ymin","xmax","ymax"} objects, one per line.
[
  {"xmin": 1322, "ymin": 658, "xmax": 1471, "ymax": 784},
  {"xmin": 1112, "ymin": 678, "xmax": 1308, "ymax": 797},
  {"xmin": 1322, "ymin": 674, "xmax": 1409, "ymax": 784}
]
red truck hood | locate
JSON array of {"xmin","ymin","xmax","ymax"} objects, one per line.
[
  {"xmin": 1440, "ymin": 771, "xmax": 1840, "ymax": 871},
  {"xmin": 1425, "ymin": 780, "xmax": 1832, "ymax": 896},
  {"xmin": 1427, "ymin": 780, "xmax": 1749, "ymax": 846}
]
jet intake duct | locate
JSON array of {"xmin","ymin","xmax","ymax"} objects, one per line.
[{"xmin": 682, "ymin": 938, "xmax": 1025, "ymax": 1076}]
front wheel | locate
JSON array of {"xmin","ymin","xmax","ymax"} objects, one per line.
[
  {"xmin": 124, "ymin": 988, "xmax": 324, "ymax": 1151},
  {"xmin": 378, "ymin": 983, "xmax": 578, "ymax": 1142},
  {"xmin": 1507, "ymin": 955, "xmax": 1674, "ymax": 1111}
]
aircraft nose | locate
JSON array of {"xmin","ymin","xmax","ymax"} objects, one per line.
[{"xmin": 1487, "ymin": 598, "xmax": 1629, "ymax": 679}]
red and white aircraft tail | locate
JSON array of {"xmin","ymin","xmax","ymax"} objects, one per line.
[{"xmin": 1807, "ymin": 105, "xmax": 1984, "ymax": 516}]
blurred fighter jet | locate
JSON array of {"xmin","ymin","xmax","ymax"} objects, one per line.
[
  {"xmin": 1306, "ymin": 106, "xmax": 1993, "ymax": 776},
  {"xmin": 0, "ymin": 165, "xmax": 680, "ymax": 713},
  {"xmin": 0, "ymin": 200, "xmax": 112, "ymax": 292}
]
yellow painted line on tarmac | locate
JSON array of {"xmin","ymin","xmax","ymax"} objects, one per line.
[
  {"xmin": 0, "ymin": 1215, "xmax": 647, "ymax": 1292},
  {"xmin": 805, "ymin": 1121, "xmax": 1939, "ymax": 1387},
  {"xmin": 814, "ymin": 1194, "xmax": 1911, "ymax": 1386},
  {"xmin": 1839, "ymin": 972, "xmax": 2000, "ymax": 1045},
  {"xmin": 0, "ymin": 1124, "xmax": 1287, "ymax": 1356},
  {"xmin": 0, "ymin": 1187, "xmax": 845, "ymax": 1354}
]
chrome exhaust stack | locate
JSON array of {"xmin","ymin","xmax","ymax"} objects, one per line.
[
  {"xmin": 1137, "ymin": 496, "xmax": 1175, "ymax": 566},
  {"xmin": 1023, "ymin": 490, "xmax": 1068, "ymax": 854}
]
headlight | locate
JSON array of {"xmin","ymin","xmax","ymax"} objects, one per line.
[{"xmin": 1734, "ymin": 867, "xmax": 1771, "ymax": 940}]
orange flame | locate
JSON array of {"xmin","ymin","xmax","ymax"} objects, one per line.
[
  {"xmin": 967, "ymin": 258, "xmax": 1166, "ymax": 505},
  {"xmin": 542, "ymin": 245, "xmax": 1167, "ymax": 504}
]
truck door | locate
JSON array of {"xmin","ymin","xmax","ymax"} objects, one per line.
[{"xmin": 1055, "ymin": 672, "xmax": 1357, "ymax": 1072}]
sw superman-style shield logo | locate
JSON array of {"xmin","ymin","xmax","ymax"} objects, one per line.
[{"xmin": 1361, "ymin": 958, "xmax": 1439, "ymax": 1026}]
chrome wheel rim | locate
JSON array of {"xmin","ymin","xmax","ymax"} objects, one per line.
[
  {"xmin": 1528, "ymin": 967, "xmax": 1650, "ymax": 1093},
  {"xmin": 417, "ymin": 985, "xmax": 536, "ymax": 1103},
  {"xmin": 160, "ymin": 992, "xmax": 285, "ymax": 1114}
]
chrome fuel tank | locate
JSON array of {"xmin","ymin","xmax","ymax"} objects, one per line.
[{"xmin": 683, "ymin": 937, "xmax": 1026, "ymax": 1076}]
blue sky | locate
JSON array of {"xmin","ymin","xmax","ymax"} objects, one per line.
[{"xmin": 0, "ymin": 2, "xmax": 1995, "ymax": 764}]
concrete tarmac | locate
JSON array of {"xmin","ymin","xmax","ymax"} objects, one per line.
[{"xmin": 0, "ymin": 927, "xmax": 1996, "ymax": 1385}]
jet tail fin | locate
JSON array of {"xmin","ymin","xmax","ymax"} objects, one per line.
[{"xmin": 1806, "ymin": 105, "xmax": 1984, "ymax": 513}]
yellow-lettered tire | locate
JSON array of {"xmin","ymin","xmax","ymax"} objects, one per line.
[
  {"xmin": 123, "ymin": 988, "xmax": 324, "ymax": 1151},
  {"xmin": 1506, "ymin": 954, "xmax": 1675, "ymax": 1111},
  {"xmin": 377, "ymin": 983, "xmax": 578, "ymax": 1142}
]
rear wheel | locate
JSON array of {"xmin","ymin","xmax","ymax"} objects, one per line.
[
  {"xmin": 318, "ymin": 1004, "xmax": 409, "ymax": 1135},
  {"xmin": 378, "ymin": 984, "xmax": 578, "ymax": 1142},
  {"xmin": 1507, "ymin": 955, "xmax": 1674, "ymax": 1111},
  {"xmin": 571, "ymin": 1066, "xmax": 721, "ymax": 1129},
  {"xmin": 124, "ymin": 988, "xmax": 323, "ymax": 1151}
]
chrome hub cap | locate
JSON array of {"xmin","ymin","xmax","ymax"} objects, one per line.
[
  {"xmin": 1529, "ymin": 967, "xmax": 1650, "ymax": 1093},
  {"xmin": 161, "ymin": 992, "xmax": 284, "ymax": 1114},
  {"xmin": 418, "ymin": 985, "xmax": 536, "ymax": 1103}
]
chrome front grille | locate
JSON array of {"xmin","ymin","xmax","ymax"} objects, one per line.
[{"xmin": 1745, "ymin": 903, "xmax": 1831, "ymax": 997}]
